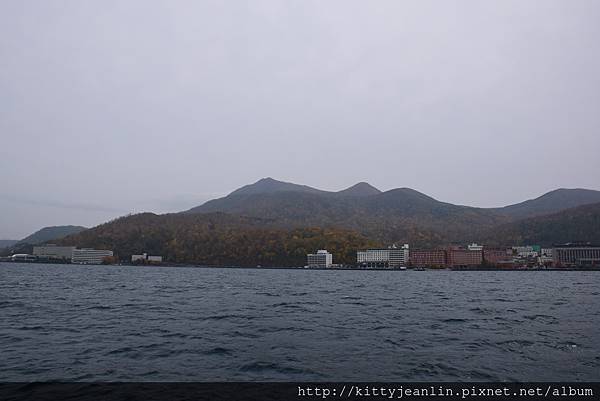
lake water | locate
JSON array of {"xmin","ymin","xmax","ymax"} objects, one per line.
[{"xmin": 1, "ymin": 263, "xmax": 599, "ymax": 381}]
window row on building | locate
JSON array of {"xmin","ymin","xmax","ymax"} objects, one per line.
[
  {"xmin": 32, "ymin": 245, "xmax": 114, "ymax": 265},
  {"xmin": 306, "ymin": 250, "xmax": 333, "ymax": 268},
  {"xmin": 357, "ymin": 244, "xmax": 409, "ymax": 268}
]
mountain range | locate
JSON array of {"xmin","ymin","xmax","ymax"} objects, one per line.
[
  {"xmin": 0, "ymin": 225, "xmax": 87, "ymax": 253},
  {"xmin": 186, "ymin": 178, "xmax": 600, "ymax": 246},
  {"xmin": 51, "ymin": 177, "xmax": 600, "ymax": 266}
]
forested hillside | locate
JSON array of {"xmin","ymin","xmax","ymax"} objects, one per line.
[
  {"xmin": 483, "ymin": 202, "xmax": 600, "ymax": 246},
  {"xmin": 58, "ymin": 213, "xmax": 380, "ymax": 266},
  {"xmin": 48, "ymin": 179, "xmax": 600, "ymax": 267}
]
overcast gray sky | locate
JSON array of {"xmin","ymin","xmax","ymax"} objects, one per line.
[{"xmin": 1, "ymin": 0, "xmax": 599, "ymax": 239}]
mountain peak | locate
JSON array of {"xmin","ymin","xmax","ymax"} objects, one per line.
[
  {"xmin": 17, "ymin": 225, "xmax": 88, "ymax": 245},
  {"xmin": 337, "ymin": 182, "xmax": 381, "ymax": 197},
  {"xmin": 500, "ymin": 188, "xmax": 600, "ymax": 218},
  {"xmin": 228, "ymin": 177, "xmax": 323, "ymax": 196}
]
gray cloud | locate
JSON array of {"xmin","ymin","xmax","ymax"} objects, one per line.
[{"xmin": 1, "ymin": 0, "xmax": 599, "ymax": 238}]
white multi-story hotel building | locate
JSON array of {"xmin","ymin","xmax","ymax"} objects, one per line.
[
  {"xmin": 72, "ymin": 249, "xmax": 113, "ymax": 265},
  {"xmin": 307, "ymin": 250, "xmax": 333, "ymax": 268},
  {"xmin": 357, "ymin": 244, "xmax": 409, "ymax": 268},
  {"xmin": 553, "ymin": 244, "xmax": 600, "ymax": 267},
  {"xmin": 33, "ymin": 245, "xmax": 76, "ymax": 260}
]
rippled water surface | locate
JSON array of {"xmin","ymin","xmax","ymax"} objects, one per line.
[{"xmin": 1, "ymin": 263, "xmax": 599, "ymax": 381}]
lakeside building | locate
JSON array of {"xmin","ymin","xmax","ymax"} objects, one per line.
[
  {"xmin": 307, "ymin": 250, "xmax": 333, "ymax": 268},
  {"xmin": 553, "ymin": 243, "xmax": 600, "ymax": 267},
  {"xmin": 357, "ymin": 244, "xmax": 409, "ymax": 268},
  {"xmin": 11, "ymin": 254, "xmax": 37, "ymax": 262},
  {"xmin": 357, "ymin": 249, "xmax": 389, "ymax": 267},
  {"xmin": 33, "ymin": 245, "xmax": 76, "ymax": 260},
  {"xmin": 409, "ymin": 249, "xmax": 447, "ymax": 268},
  {"xmin": 447, "ymin": 247, "xmax": 483, "ymax": 268},
  {"xmin": 72, "ymin": 249, "xmax": 114, "ymax": 265},
  {"xmin": 512, "ymin": 245, "xmax": 540, "ymax": 258},
  {"xmin": 483, "ymin": 248, "xmax": 514, "ymax": 265},
  {"xmin": 538, "ymin": 248, "xmax": 554, "ymax": 266},
  {"xmin": 132, "ymin": 253, "xmax": 163, "ymax": 264},
  {"xmin": 467, "ymin": 243, "xmax": 483, "ymax": 251},
  {"xmin": 132, "ymin": 254, "xmax": 146, "ymax": 263}
]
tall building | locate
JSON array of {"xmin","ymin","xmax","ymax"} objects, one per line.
[
  {"xmin": 307, "ymin": 250, "xmax": 333, "ymax": 268},
  {"xmin": 357, "ymin": 244, "xmax": 409, "ymax": 268},
  {"xmin": 390, "ymin": 244, "xmax": 410, "ymax": 267},
  {"xmin": 357, "ymin": 249, "xmax": 389, "ymax": 267},
  {"xmin": 447, "ymin": 248, "xmax": 482, "ymax": 267},
  {"xmin": 553, "ymin": 243, "xmax": 600, "ymax": 267},
  {"xmin": 33, "ymin": 245, "xmax": 76, "ymax": 260},
  {"xmin": 72, "ymin": 249, "xmax": 114, "ymax": 265},
  {"xmin": 409, "ymin": 249, "xmax": 447, "ymax": 268},
  {"xmin": 483, "ymin": 248, "xmax": 513, "ymax": 265}
]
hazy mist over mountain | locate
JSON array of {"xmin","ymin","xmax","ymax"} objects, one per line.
[{"xmin": 1, "ymin": 1, "xmax": 599, "ymax": 238}]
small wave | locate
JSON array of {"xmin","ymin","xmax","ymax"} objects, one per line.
[
  {"xmin": 441, "ymin": 318, "xmax": 468, "ymax": 323},
  {"xmin": 106, "ymin": 346, "xmax": 134, "ymax": 355},
  {"xmin": 469, "ymin": 307, "xmax": 493, "ymax": 314},
  {"xmin": 140, "ymin": 370, "xmax": 160, "ymax": 377},
  {"xmin": 465, "ymin": 369, "xmax": 498, "ymax": 381},
  {"xmin": 238, "ymin": 361, "xmax": 308, "ymax": 375},
  {"xmin": 86, "ymin": 305, "xmax": 113, "ymax": 310},
  {"xmin": 257, "ymin": 326, "xmax": 314, "ymax": 334},
  {"xmin": 161, "ymin": 332, "xmax": 188, "ymax": 339},
  {"xmin": 408, "ymin": 362, "xmax": 462, "ymax": 379},
  {"xmin": 271, "ymin": 302, "xmax": 295, "ymax": 307},
  {"xmin": 223, "ymin": 330, "xmax": 260, "ymax": 339},
  {"xmin": 497, "ymin": 339, "xmax": 534, "ymax": 347},
  {"xmin": 202, "ymin": 347, "xmax": 232, "ymax": 356},
  {"xmin": 201, "ymin": 314, "xmax": 250, "ymax": 321},
  {"xmin": 344, "ymin": 302, "xmax": 367, "ymax": 306},
  {"xmin": 523, "ymin": 314, "xmax": 557, "ymax": 323},
  {"xmin": 0, "ymin": 300, "xmax": 26, "ymax": 308},
  {"xmin": 17, "ymin": 325, "xmax": 45, "ymax": 331},
  {"xmin": 270, "ymin": 302, "xmax": 311, "ymax": 311},
  {"xmin": 384, "ymin": 339, "xmax": 402, "ymax": 347},
  {"xmin": 70, "ymin": 373, "xmax": 96, "ymax": 380}
]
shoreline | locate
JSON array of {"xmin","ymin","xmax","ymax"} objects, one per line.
[{"xmin": 2, "ymin": 260, "xmax": 599, "ymax": 271}]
